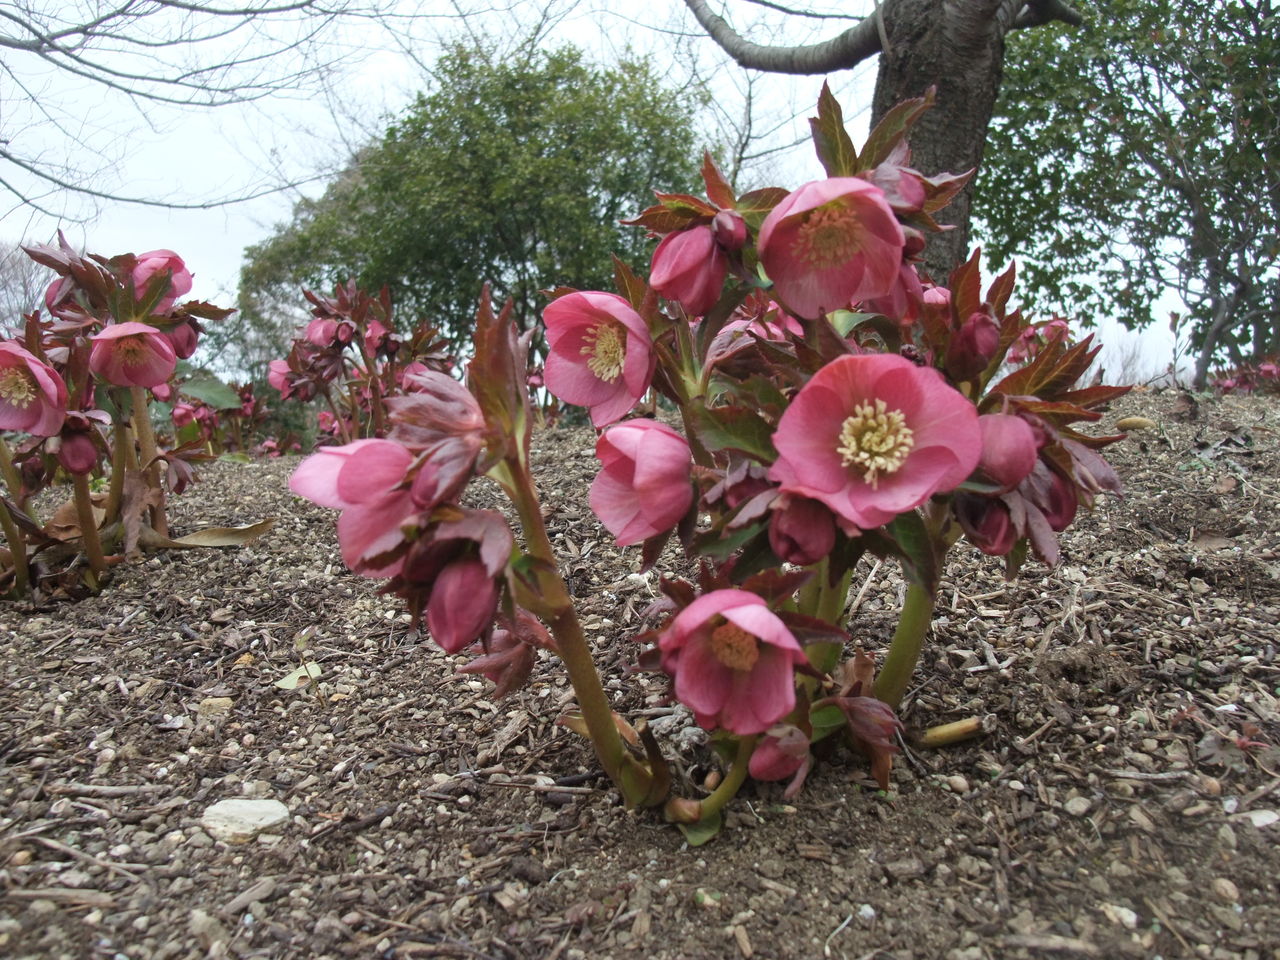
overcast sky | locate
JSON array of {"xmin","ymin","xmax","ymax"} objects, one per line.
[{"xmin": 0, "ymin": 0, "xmax": 1173, "ymax": 379}]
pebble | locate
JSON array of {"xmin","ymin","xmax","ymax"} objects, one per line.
[
  {"xmin": 1211, "ymin": 878, "xmax": 1239, "ymax": 903},
  {"xmin": 1064, "ymin": 796, "xmax": 1092, "ymax": 817},
  {"xmin": 201, "ymin": 798, "xmax": 290, "ymax": 843},
  {"xmin": 945, "ymin": 775, "xmax": 969, "ymax": 794}
]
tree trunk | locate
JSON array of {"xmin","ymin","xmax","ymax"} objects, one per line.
[{"xmin": 872, "ymin": 1, "xmax": 1017, "ymax": 284}]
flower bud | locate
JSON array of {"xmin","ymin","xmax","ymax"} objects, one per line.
[
  {"xmin": 132, "ymin": 250, "xmax": 192, "ymax": 314},
  {"xmin": 768, "ymin": 496, "xmax": 835, "ymax": 566},
  {"xmin": 55, "ymin": 430, "xmax": 98, "ymax": 475},
  {"xmin": 945, "ymin": 311, "xmax": 999, "ymax": 381},
  {"xmin": 650, "ymin": 225, "xmax": 728, "ymax": 317},
  {"xmin": 977, "ymin": 414, "xmax": 1038, "ymax": 493},
  {"xmin": 748, "ymin": 725, "xmax": 810, "ymax": 782},
  {"xmin": 712, "ymin": 209, "xmax": 747, "ymax": 251},
  {"xmin": 427, "ymin": 558, "xmax": 499, "ymax": 653},
  {"xmin": 955, "ymin": 495, "xmax": 1017, "ymax": 556}
]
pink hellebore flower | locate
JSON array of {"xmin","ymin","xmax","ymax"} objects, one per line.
[
  {"xmin": 758, "ymin": 178, "xmax": 905, "ymax": 320},
  {"xmin": 0, "ymin": 341, "xmax": 68, "ymax": 437},
  {"xmin": 164, "ymin": 320, "xmax": 200, "ymax": 359},
  {"xmin": 768, "ymin": 495, "xmax": 836, "ymax": 567},
  {"xmin": 658, "ymin": 589, "xmax": 808, "ymax": 735},
  {"xmin": 977, "ymin": 414, "xmax": 1039, "ymax": 493},
  {"xmin": 649, "ymin": 225, "xmax": 728, "ymax": 317},
  {"xmin": 769, "ymin": 354, "xmax": 981, "ymax": 530},
  {"xmin": 748, "ymin": 724, "xmax": 811, "ymax": 783},
  {"xmin": 89, "ymin": 322, "xmax": 177, "ymax": 388},
  {"xmin": 132, "ymin": 250, "xmax": 193, "ymax": 314},
  {"xmin": 590, "ymin": 420, "xmax": 693, "ymax": 546},
  {"xmin": 427, "ymin": 557, "xmax": 500, "ymax": 653},
  {"xmin": 543, "ymin": 292, "xmax": 654, "ymax": 427},
  {"xmin": 289, "ymin": 439, "xmax": 419, "ymax": 577}
]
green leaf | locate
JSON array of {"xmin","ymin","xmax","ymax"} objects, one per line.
[
  {"xmin": 677, "ymin": 810, "xmax": 723, "ymax": 847},
  {"xmin": 689, "ymin": 404, "xmax": 777, "ymax": 461},
  {"xmin": 886, "ymin": 511, "xmax": 939, "ymax": 592},
  {"xmin": 809, "ymin": 82, "xmax": 858, "ymax": 177},
  {"xmin": 180, "ymin": 374, "xmax": 241, "ymax": 411},
  {"xmin": 858, "ymin": 87, "xmax": 935, "ymax": 171},
  {"xmin": 701, "ymin": 152, "xmax": 735, "ymax": 209}
]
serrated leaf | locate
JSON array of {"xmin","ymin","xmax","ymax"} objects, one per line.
[
  {"xmin": 653, "ymin": 192, "xmax": 719, "ymax": 218},
  {"xmin": 621, "ymin": 204, "xmax": 698, "ymax": 233},
  {"xmin": 689, "ymin": 404, "xmax": 777, "ymax": 461},
  {"xmin": 810, "ymin": 82, "xmax": 858, "ymax": 177},
  {"xmin": 858, "ymin": 87, "xmax": 935, "ymax": 171},
  {"xmin": 734, "ymin": 187, "xmax": 789, "ymax": 232},
  {"xmin": 612, "ymin": 255, "xmax": 649, "ymax": 312},
  {"xmin": 886, "ymin": 511, "xmax": 938, "ymax": 591},
  {"xmin": 949, "ymin": 248, "xmax": 984, "ymax": 322},
  {"xmin": 701, "ymin": 152, "xmax": 735, "ymax": 209}
]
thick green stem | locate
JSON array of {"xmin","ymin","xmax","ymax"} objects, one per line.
[
  {"xmin": 130, "ymin": 385, "xmax": 168, "ymax": 537},
  {"xmin": 502, "ymin": 458, "xmax": 655, "ymax": 803},
  {"xmin": 71, "ymin": 471, "xmax": 107, "ymax": 577},
  {"xmin": 699, "ymin": 735, "xmax": 758, "ymax": 820},
  {"xmin": 872, "ymin": 581, "xmax": 936, "ymax": 710},
  {"xmin": 104, "ymin": 422, "xmax": 128, "ymax": 525},
  {"xmin": 0, "ymin": 501, "xmax": 29, "ymax": 596},
  {"xmin": 0, "ymin": 436, "xmax": 26, "ymax": 512}
]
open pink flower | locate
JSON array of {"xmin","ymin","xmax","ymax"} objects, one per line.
[
  {"xmin": 649, "ymin": 225, "xmax": 727, "ymax": 317},
  {"xmin": 89, "ymin": 322, "xmax": 177, "ymax": 388},
  {"xmin": 132, "ymin": 250, "xmax": 193, "ymax": 313},
  {"xmin": 758, "ymin": 178, "xmax": 904, "ymax": 320},
  {"xmin": 769, "ymin": 354, "xmax": 981, "ymax": 529},
  {"xmin": 590, "ymin": 420, "xmax": 692, "ymax": 546},
  {"xmin": 543, "ymin": 292, "xmax": 654, "ymax": 427},
  {"xmin": 658, "ymin": 589, "xmax": 807, "ymax": 735},
  {"xmin": 289, "ymin": 439, "xmax": 419, "ymax": 577},
  {"xmin": 0, "ymin": 341, "xmax": 67, "ymax": 436}
]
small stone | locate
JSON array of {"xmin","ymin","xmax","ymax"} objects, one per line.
[
  {"xmin": 884, "ymin": 857, "xmax": 926, "ymax": 881},
  {"xmin": 197, "ymin": 697, "xmax": 233, "ymax": 719},
  {"xmin": 201, "ymin": 798, "xmax": 289, "ymax": 844},
  {"xmin": 1064, "ymin": 796, "xmax": 1092, "ymax": 817},
  {"xmin": 945, "ymin": 775, "xmax": 969, "ymax": 794},
  {"xmin": 1099, "ymin": 903, "xmax": 1139, "ymax": 929},
  {"xmin": 857, "ymin": 904, "xmax": 877, "ymax": 922},
  {"xmin": 189, "ymin": 909, "xmax": 229, "ymax": 948},
  {"xmin": 29, "ymin": 899, "xmax": 57, "ymax": 916},
  {"xmin": 9, "ymin": 849, "xmax": 32, "ymax": 866},
  {"xmin": 1210, "ymin": 878, "xmax": 1239, "ymax": 903}
]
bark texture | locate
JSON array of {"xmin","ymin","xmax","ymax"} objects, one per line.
[{"xmin": 871, "ymin": 0, "xmax": 1022, "ymax": 283}]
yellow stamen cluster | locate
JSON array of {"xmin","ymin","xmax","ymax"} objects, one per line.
[
  {"xmin": 0, "ymin": 367, "xmax": 36, "ymax": 408},
  {"xmin": 837, "ymin": 399, "xmax": 914, "ymax": 488},
  {"xmin": 710, "ymin": 621, "xmax": 760, "ymax": 672},
  {"xmin": 581, "ymin": 322, "xmax": 625, "ymax": 382},
  {"xmin": 791, "ymin": 201, "xmax": 863, "ymax": 269}
]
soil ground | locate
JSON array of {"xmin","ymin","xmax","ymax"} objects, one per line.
[{"xmin": 2, "ymin": 388, "xmax": 1278, "ymax": 960}]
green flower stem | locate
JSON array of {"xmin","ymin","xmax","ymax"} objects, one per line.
[
  {"xmin": 320, "ymin": 387, "xmax": 352, "ymax": 445},
  {"xmin": 356, "ymin": 341, "xmax": 386, "ymax": 436},
  {"xmin": 0, "ymin": 436, "xmax": 25, "ymax": 510},
  {"xmin": 129, "ymin": 385, "xmax": 168, "ymax": 537},
  {"xmin": 104, "ymin": 421, "xmax": 128, "ymax": 525},
  {"xmin": 872, "ymin": 581, "xmax": 935, "ymax": 710},
  {"xmin": 501, "ymin": 457, "xmax": 657, "ymax": 805},
  {"xmin": 0, "ymin": 500, "xmax": 29, "ymax": 596},
  {"xmin": 71, "ymin": 471, "xmax": 107, "ymax": 577},
  {"xmin": 698, "ymin": 735, "xmax": 758, "ymax": 821}
]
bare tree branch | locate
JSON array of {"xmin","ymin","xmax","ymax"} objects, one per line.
[{"xmin": 682, "ymin": 0, "xmax": 882, "ymax": 74}]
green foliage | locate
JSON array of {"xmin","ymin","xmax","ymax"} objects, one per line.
[
  {"xmin": 235, "ymin": 44, "xmax": 704, "ymax": 365},
  {"xmin": 976, "ymin": 0, "xmax": 1279, "ymax": 385}
]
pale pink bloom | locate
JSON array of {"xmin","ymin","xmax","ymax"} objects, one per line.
[
  {"xmin": 132, "ymin": 250, "xmax": 193, "ymax": 313},
  {"xmin": 289, "ymin": 439, "xmax": 419, "ymax": 577},
  {"xmin": 267, "ymin": 359, "xmax": 290, "ymax": 394},
  {"xmin": 88, "ymin": 322, "xmax": 177, "ymax": 388},
  {"xmin": 1258, "ymin": 362, "xmax": 1279, "ymax": 379},
  {"xmin": 658, "ymin": 589, "xmax": 807, "ymax": 735},
  {"xmin": 769, "ymin": 354, "xmax": 981, "ymax": 530},
  {"xmin": 977, "ymin": 414, "xmax": 1038, "ymax": 493},
  {"xmin": 543, "ymin": 292, "xmax": 654, "ymax": 427},
  {"xmin": 0, "ymin": 341, "xmax": 67, "ymax": 436},
  {"xmin": 748, "ymin": 724, "xmax": 811, "ymax": 782},
  {"xmin": 649, "ymin": 225, "xmax": 728, "ymax": 317},
  {"xmin": 172, "ymin": 402, "xmax": 197, "ymax": 428},
  {"xmin": 863, "ymin": 262, "xmax": 924, "ymax": 326},
  {"xmin": 758, "ymin": 178, "xmax": 904, "ymax": 320},
  {"xmin": 590, "ymin": 420, "xmax": 692, "ymax": 546},
  {"xmin": 427, "ymin": 558, "xmax": 500, "ymax": 653},
  {"xmin": 163, "ymin": 319, "xmax": 200, "ymax": 359},
  {"xmin": 946, "ymin": 311, "xmax": 1000, "ymax": 381}
]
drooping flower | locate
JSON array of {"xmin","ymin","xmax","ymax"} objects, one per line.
[
  {"xmin": 132, "ymin": 250, "xmax": 193, "ymax": 314},
  {"xmin": 658, "ymin": 589, "xmax": 808, "ymax": 735},
  {"xmin": 649, "ymin": 225, "xmax": 728, "ymax": 317},
  {"xmin": 426, "ymin": 557, "xmax": 500, "ymax": 653},
  {"xmin": 757, "ymin": 178, "xmax": 905, "ymax": 320},
  {"xmin": 0, "ymin": 341, "xmax": 68, "ymax": 437},
  {"xmin": 769, "ymin": 354, "xmax": 981, "ymax": 530},
  {"xmin": 89, "ymin": 322, "xmax": 177, "ymax": 388},
  {"xmin": 289, "ymin": 439, "xmax": 419, "ymax": 576},
  {"xmin": 590, "ymin": 420, "xmax": 693, "ymax": 546},
  {"xmin": 748, "ymin": 724, "xmax": 811, "ymax": 784},
  {"xmin": 543, "ymin": 292, "xmax": 655, "ymax": 427},
  {"xmin": 945, "ymin": 311, "xmax": 1000, "ymax": 381}
]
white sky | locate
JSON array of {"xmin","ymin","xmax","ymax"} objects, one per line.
[{"xmin": 0, "ymin": 0, "xmax": 1177, "ymax": 380}]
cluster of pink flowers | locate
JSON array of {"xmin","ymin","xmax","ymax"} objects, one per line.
[{"xmin": 1211, "ymin": 359, "xmax": 1280, "ymax": 394}]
